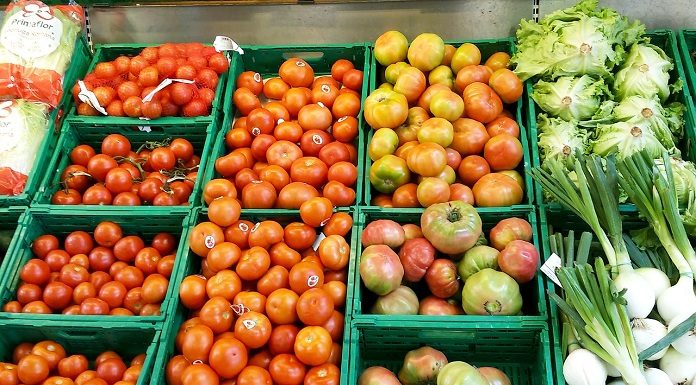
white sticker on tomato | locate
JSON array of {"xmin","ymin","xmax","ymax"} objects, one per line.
[
  {"xmin": 204, "ymin": 235, "xmax": 216, "ymax": 249},
  {"xmin": 0, "ymin": 4, "xmax": 63, "ymax": 60}
]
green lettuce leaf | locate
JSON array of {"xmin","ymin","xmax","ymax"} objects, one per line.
[
  {"xmin": 612, "ymin": 96, "xmax": 684, "ymax": 140},
  {"xmin": 537, "ymin": 114, "xmax": 590, "ymax": 167},
  {"xmin": 614, "ymin": 43, "xmax": 673, "ymax": 102},
  {"xmin": 592, "ymin": 120, "xmax": 673, "ymax": 159},
  {"xmin": 532, "ymin": 75, "xmax": 612, "ymax": 121}
]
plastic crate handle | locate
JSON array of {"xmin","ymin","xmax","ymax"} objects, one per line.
[
  {"xmin": 281, "ymin": 51, "xmax": 325, "ymax": 63},
  {"xmin": 55, "ymin": 330, "xmax": 100, "ymax": 340}
]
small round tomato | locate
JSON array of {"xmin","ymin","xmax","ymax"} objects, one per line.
[
  {"xmin": 458, "ymin": 155, "xmax": 491, "ymax": 186},
  {"xmin": 289, "ymin": 261, "xmax": 324, "ymax": 295},
  {"xmin": 463, "ymin": 82, "xmax": 503, "ymax": 123},
  {"xmin": 277, "ymin": 183, "xmax": 319, "ymax": 210},
  {"xmin": 265, "ymin": 288, "xmax": 299, "ymax": 325},
  {"xmin": 269, "ymin": 354, "xmax": 306, "ymax": 385},
  {"xmin": 486, "ymin": 116, "xmax": 520, "ymax": 138},
  {"xmin": 483, "ymin": 134, "xmax": 523, "ymax": 171},
  {"xmin": 472, "ymin": 173, "xmax": 524, "ymax": 207},
  {"xmin": 489, "ymin": 68, "xmax": 523, "ymax": 104},
  {"xmin": 209, "ymin": 337, "xmax": 248, "ymax": 379},
  {"xmin": 300, "ymin": 197, "xmax": 333, "ymax": 227},
  {"xmin": 263, "ymin": 78, "xmax": 290, "ymax": 100},
  {"xmin": 234, "ymin": 311, "xmax": 272, "ymax": 349},
  {"xmin": 294, "ymin": 326, "xmax": 332, "ymax": 366},
  {"xmin": 203, "ymin": 179, "xmax": 237, "ymax": 204},
  {"xmin": 296, "ymin": 288, "xmax": 334, "ymax": 326}
]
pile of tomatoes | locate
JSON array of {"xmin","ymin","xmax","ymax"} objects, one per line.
[
  {"xmin": 165, "ymin": 200, "xmax": 353, "ymax": 385},
  {"xmin": 1, "ymin": 341, "xmax": 146, "ymax": 385},
  {"xmin": 52, "ymin": 134, "xmax": 199, "ymax": 206},
  {"xmin": 74, "ymin": 42, "xmax": 229, "ymax": 118},
  {"xmin": 2, "ymin": 221, "xmax": 178, "ymax": 316},
  {"xmin": 215, "ymin": 57, "xmax": 363, "ymax": 209},
  {"xmin": 366, "ymin": 31, "xmax": 526, "ymax": 208}
]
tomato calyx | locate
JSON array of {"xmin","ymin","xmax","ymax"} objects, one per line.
[
  {"xmin": 446, "ymin": 205, "xmax": 464, "ymax": 223},
  {"xmin": 484, "ymin": 299, "xmax": 503, "ymax": 315},
  {"xmin": 113, "ymin": 156, "xmax": 146, "ymax": 181}
]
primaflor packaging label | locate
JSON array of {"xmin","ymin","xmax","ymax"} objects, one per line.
[{"xmin": 0, "ymin": 2, "xmax": 63, "ymax": 60}]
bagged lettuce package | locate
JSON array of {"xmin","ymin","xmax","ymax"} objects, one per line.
[
  {"xmin": 0, "ymin": 0, "xmax": 84, "ymax": 107},
  {"xmin": 0, "ymin": 99, "xmax": 49, "ymax": 195}
]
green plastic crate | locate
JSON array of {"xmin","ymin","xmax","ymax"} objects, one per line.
[
  {"xmin": 362, "ymin": 38, "xmax": 536, "ymax": 211},
  {"xmin": 347, "ymin": 320, "xmax": 553, "ymax": 385},
  {"xmin": 198, "ymin": 43, "xmax": 371, "ymax": 212},
  {"xmin": 0, "ymin": 208, "xmax": 189, "ymax": 326},
  {"xmin": 0, "ymin": 36, "xmax": 92, "ymax": 208},
  {"xmin": 32, "ymin": 118, "xmax": 217, "ymax": 214},
  {"xmin": 528, "ymin": 30, "xmax": 696, "ymax": 213},
  {"xmin": 65, "ymin": 43, "xmax": 228, "ymax": 127},
  {"xmin": 0, "ymin": 207, "xmax": 27, "ymax": 272},
  {"xmin": 678, "ymin": 30, "xmax": 696, "ymax": 111},
  {"xmin": 150, "ymin": 207, "xmax": 359, "ymax": 385},
  {"xmin": 538, "ymin": 208, "xmax": 654, "ymax": 385},
  {"xmin": 0, "ymin": 319, "xmax": 160, "ymax": 385},
  {"xmin": 350, "ymin": 207, "xmax": 548, "ymax": 325}
]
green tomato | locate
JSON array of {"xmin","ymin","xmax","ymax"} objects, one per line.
[
  {"xmin": 437, "ymin": 361, "xmax": 488, "ymax": 385},
  {"xmin": 421, "ymin": 201, "xmax": 482, "ymax": 255},
  {"xmin": 461, "ymin": 268, "xmax": 522, "ymax": 315},
  {"xmin": 372, "ymin": 285, "xmax": 419, "ymax": 315},
  {"xmin": 458, "ymin": 246, "xmax": 499, "ymax": 281},
  {"xmin": 370, "ymin": 154, "xmax": 411, "ymax": 194},
  {"xmin": 369, "ymin": 128, "xmax": 399, "ymax": 161}
]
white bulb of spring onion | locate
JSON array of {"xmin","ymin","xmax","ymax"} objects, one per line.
[
  {"xmin": 657, "ymin": 276, "xmax": 696, "ymax": 324},
  {"xmin": 631, "ymin": 318, "xmax": 669, "ymax": 361},
  {"xmin": 659, "ymin": 347, "xmax": 696, "ymax": 385},
  {"xmin": 667, "ymin": 310, "xmax": 696, "ymax": 356},
  {"xmin": 603, "ymin": 361, "xmax": 621, "ymax": 378},
  {"xmin": 614, "ymin": 271, "xmax": 656, "ymax": 319},
  {"xmin": 644, "ymin": 368, "xmax": 671, "ymax": 385},
  {"xmin": 563, "ymin": 349, "xmax": 608, "ymax": 385},
  {"xmin": 635, "ymin": 268, "xmax": 671, "ymax": 298}
]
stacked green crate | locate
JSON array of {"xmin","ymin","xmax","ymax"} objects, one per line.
[
  {"xmin": 0, "ymin": 207, "xmax": 27, "ymax": 268},
  {"xmin": 348, "ymin": 320, "xmax": 554, "ymax": 385},
  {"xmin": 0, "ymin": 319, "xmax": 161, "ymax": 385},
  {"xmin": 0, "ymin": 37, "xmax": 92, "ymax": 208},
  {"xmin": 151, "ymin": 207, "xmax": 359, "ymax": 385},
  {"xmin": 362, "ymin": 38, "xmax": 535, "ymax": 210},
  {"xmin": 351, "ymin": 208, "xmax": 547, "ymax": 324},
  {"xmin": 200, "ymin": 43, "xmax": 371, "ymax": 213},
  {"xmin": 32, "ymin": 118, "xmax": 218, "ymax": 214},
  {"xmin": 65, "ymin": 43, "xmax": 228, "ymax": 127},
  {"xmin": 527, "ymin": 30, "xmax": 696, "ymax": 210},
  {"xmin": 0, "ymin": 208, "xmax": 189, "ymax": 326},
  {"xmin": 678, "ymin": 30, "xmax": 696, "ymax": 116}
]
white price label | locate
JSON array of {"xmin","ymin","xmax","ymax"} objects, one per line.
[
  {"xmin": 312, "ymin": 232, "xmax": 327, "ymax": 251},
  {"xmin": 541, "ymin": 253, "xmax": 563, "ymax": 288},
  {"xmin": 214, "ymin": 35, "xmax": 243, "ymax": 54}
]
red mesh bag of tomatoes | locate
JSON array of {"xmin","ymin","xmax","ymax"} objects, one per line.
[
  {"xmin": 52, "ymin": 133, "xmax": 200, "ymax": 206},
  {"xmin": 164, "ymin": 205, "xmax": 353, "ymax": 385},
  {"xmin": 214, "ymin": 57, "xmax": 363, "ymax": 209},
  {"xmin": 0, "ymin": 0, "xmax": 85, "ymax": 107},
  {"xmin": 1, "ymin": 340, "xmax": 147, "ymax": 385},
  {"xmin": 74, "ymin": 42, "xmax": 229, "ymax": 118},
  {"xmin": 2, "ymin": 221, "xmax": 179, "ymax": 316}
]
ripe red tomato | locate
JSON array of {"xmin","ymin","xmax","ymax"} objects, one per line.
[{"xmin": 483, "ymin": 134, "xmax": 523, "ymax": 171}]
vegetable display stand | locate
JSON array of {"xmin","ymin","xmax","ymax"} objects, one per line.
[
  {"xmin": 361, "ymin": 37, "xmax": 536, "ymax": 211},
  {"xmin": 350, "ymin": 207, "xmax": 549, "ymax": 325},
  {"xmin": 0, "ymin": 208, "xmax": 189, "ymax": 327},
  {"xmin": 678, "ymin": 29, "xmax": 696, "ymax": 116},
  {"xmin": 0, "ymin": 207, "xmax": 28, "ymax": 268},
  {"xmin": 201, "ymin": 43, "xmax": 371, "ymax": 211},
  {"xmin": 150, "ymin": 207, "xmax": 358, "ymax": 385},
  {"xmin": 0, "ymin": 319, "xmax": 161, "ymax": 385},
  {"xmin": 527, "ymin": 29, "xmax": 696, "ymax": 212},
  {"xmin": 347, "ymin": 319, "xmax": 554, "ymax": 385},
  {"xmin": 65, "ymin": 43, "xmax": 228, "ymax": 127},
  {"xmin": 32, "ymin": 118, "xmax": 218, "ymax": 214},
  {"xmin": 0, "ymin": 36, "xmax": 92, "ymax": 208}
]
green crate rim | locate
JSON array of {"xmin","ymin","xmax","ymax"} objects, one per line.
[
  {"xmin": 347, "ymin": 319, "xmax": 553, "ymax": 385},
  {"xmin": 361, "ymin": 37, "xmax": 536, "ymax": 210},
  {"xmin": 528, "ymin": 29, "xmax": 696, "ymax": 214},
  {"xmin": 65, "ymin": 42, "xmax": 228, "ymax": 126},
  {"xmin": 0, "ymin": 36, "xmax": 92, "ymax": 208},
  {"xmin": 31, "ymin": 117, "xmax": 218, "ymax": 212},
  {"xmin": 0, "ymin": 208, "xmax": 190, "ymax": 327},
  {"xmin": 349, "ymin": 207, "xmax": 550, "ymax": 325},
  {"xmin": 677, "ymin": 30, "xmax": 696, "ymax": 112},
  {"xmin": 0, "ymin": 207, "xmax": 28, "ymax": 290},
  {"xmin": 201, "ymin": 43, "xmax": 371, "ymax": 213}
]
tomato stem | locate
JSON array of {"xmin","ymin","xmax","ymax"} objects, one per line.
[{"xmin": 447, "ymin": 206, "xmax": 462, "ymax": 222}]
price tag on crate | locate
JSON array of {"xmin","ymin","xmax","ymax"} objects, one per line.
[
  {"xmin": 541, "ymin": 253, "xmax": 563, "ymax": 288},
  {"xmin": 214, "ymin": 36, "xmax": 244, "ymax": 55}
]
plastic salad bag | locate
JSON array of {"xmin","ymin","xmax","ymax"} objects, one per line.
[
  {"xmin": 0, "ymin": 99, "xmax": 49, "ymax": 195},
  {"xmin": 0, "ymin": 0, "xmax": 84, "ymax": 107}
]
